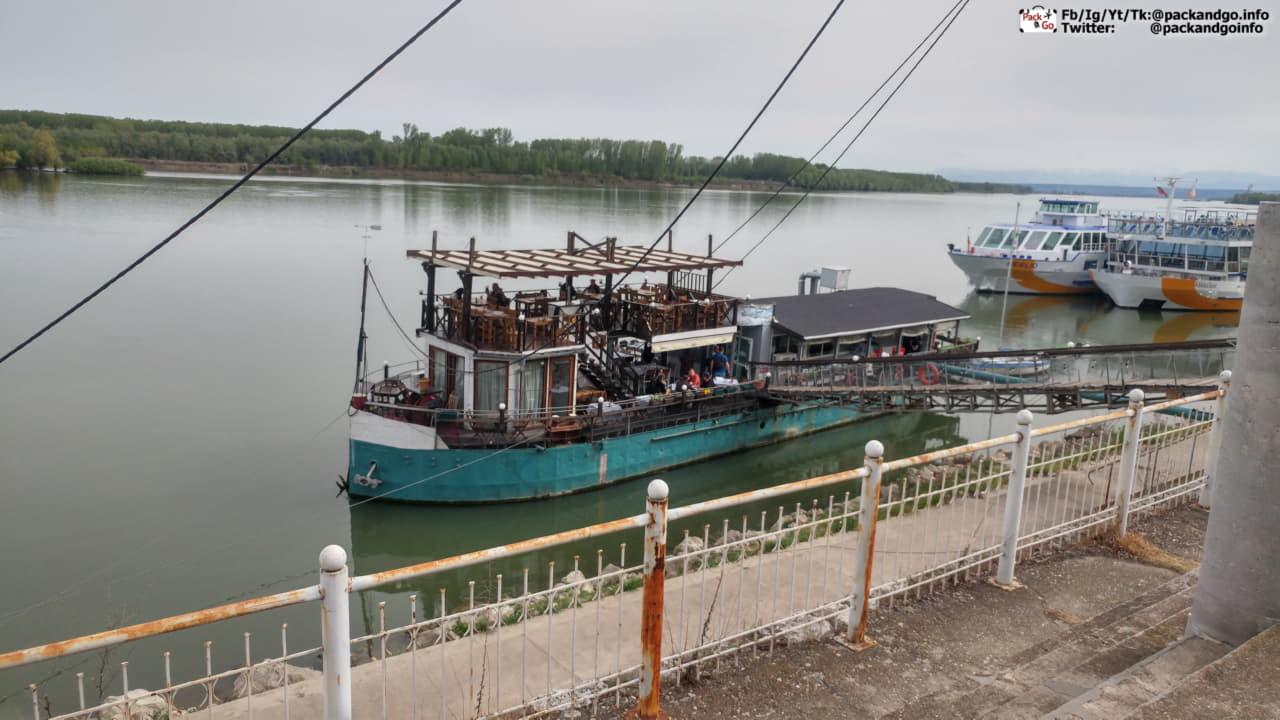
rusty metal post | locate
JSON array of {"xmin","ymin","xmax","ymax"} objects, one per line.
[
  {"xmin": 843, "ymin": 440, "xmax": 884, "ymax": 650},
  {"xmin": 1198, "ymin": 370, "xmax": 1232, "ymax": 507},
  {"xmin": 994, "ymin": 409, "xmax": 1034, "ymax": 588},
  {"xmin": 319, "ymin": 545, "xmax": 352, "ymax": 720},
  {"xmin": 636, "ymin": 479, "xmax": 669, "ymax": 719},
  {"xmin": 1115, "ymin": 389, "xmax": 1146, "ymax": 536}
]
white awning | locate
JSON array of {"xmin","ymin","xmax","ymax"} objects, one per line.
[{"xmin": 650, "ymin": 327, "xmax": 737, "ymax": 353}]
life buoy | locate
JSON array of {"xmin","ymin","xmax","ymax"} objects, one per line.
[{"xmin": 917, "ymin": 363, "xmax": 941, "ymax": 385}]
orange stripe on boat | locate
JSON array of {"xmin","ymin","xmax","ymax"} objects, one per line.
[
  {"xmin": 1160, "ymin": 277, "xmax": 1243, "ymax": 311},
  {"xmin": 1010, "ymin": 260, "xmax": 1094, "ymax": 294}
]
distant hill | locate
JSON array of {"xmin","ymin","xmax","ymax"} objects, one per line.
[
  {"xmin": 940, "ymin": 167, "xmax": 1280, "ymax": 193},
  {"xmin": 1025, "ymin": 183, "xmax": 1244, "ymax": 202}
]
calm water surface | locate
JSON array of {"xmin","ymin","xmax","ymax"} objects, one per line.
[{"xmin": 0, "ymin": 172, "xmax": 1238, "ymax": 714}]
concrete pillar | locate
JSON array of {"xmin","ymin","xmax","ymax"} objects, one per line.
[{"xmin": 1187, "ymin": 202, "xmax": 1280, "ymax": 646}]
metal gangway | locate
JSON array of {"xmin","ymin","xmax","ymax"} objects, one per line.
[{"xmin": 762, "ymin": 339, "xmax": 1234, "ymax": 414}]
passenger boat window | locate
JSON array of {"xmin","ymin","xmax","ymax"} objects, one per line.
[
  {"xmin": 1064, "ymin": 232, "xmax": 1080, "ymax": 250},
  {"xmin": 1022, "ymin": 231, "xmax": 1048, "ymax": 250},
  {"xmin": 982, "ymin": 228, "xmax": 1007, "ymax": 248},
  {"xmin": 974, "ymin": 227, "xmax": 993, "ymax": 246},
  {"xmin": 1005, "ymin": 230, "xmax": 1028, "ymax": 249},
  {"xmin": 773, "ymin": 334, "xmax": 799, "ymax": 356},
  {"xmin": 474, "ymin": 360, "xmax": 509, "ymax": 412},
  {"xmin": 1041, "ymin": 231, "xmax": 1065, "ymax": 250},
  {"xmin": 1227, "ymin": 247, "xmax": 1240, "ymax": 273},
  {"xmin": 521, "ymin": 359, "xmax": 546, "ymax": 414}
]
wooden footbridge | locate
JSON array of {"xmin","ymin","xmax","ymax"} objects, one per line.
[{"xmin": 762, "ymin": 339, "xmax": 1234, "ymax": 414}]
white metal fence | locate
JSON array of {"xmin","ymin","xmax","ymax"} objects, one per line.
[{"xmin": 0, "ymin": 375, "xmax": 1228, "ymax": 720}]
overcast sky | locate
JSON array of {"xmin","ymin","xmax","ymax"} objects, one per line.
[{"xmin": 4, "ymin": 0, "xmax": 1276, "ymax": 178}]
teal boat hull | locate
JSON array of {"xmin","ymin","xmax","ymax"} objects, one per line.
[{"xmin": 347, "ymin": 403, "xmax": 866, "ymax": 503}]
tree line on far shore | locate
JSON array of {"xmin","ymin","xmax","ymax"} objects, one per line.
[{"xmin": 0, "ymin": 109, "xmax": 1031, "ymax": 193}]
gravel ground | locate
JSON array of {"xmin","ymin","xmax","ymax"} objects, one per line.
[{"xmin": 575, "ymin": 504, "xmax": 1209, "ymax": 720}]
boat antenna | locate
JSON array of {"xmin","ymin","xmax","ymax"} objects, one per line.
[
  {"xmin": 1157, "ymin": 176, "xmax": 1179, "ymax": 240},
  {"xmin": 998, "ymin": 201, "xmax": 1021, "ymax": 343}
]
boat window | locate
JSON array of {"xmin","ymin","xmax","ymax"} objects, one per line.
[
  {"xmin": 836, "ymin": 338, "xmax": 863, "ymax": 358},
  {"xmin": 521, "ymin": 359, "xmax": 546, "ymax": 414},
  {"xmin": 1064, "ymin": 232, "xmax": 1080, "ymax": 250},
  {"xmin": 982, "ymin": 228, "xmax": 1007, "ymax": 248},
  {"xmin": 805, "ymin": 340, "xmax": 835, "ymax": 359},
  {"xmin": 549, "ymin": 357, "xmax": 573, "ymax": 412},
  {"xmin": 1240, "ymin": 247, "xmax": 1251, "ymax": 273},
  {"xmin": 430, "ymin": 348, "xmax": 461, "ymax": 407},
  {"xmin": 773, "ymin": 334, "xmax": 798, "ymax": 356},
  {"xmin": 474, "ymin": 360, "xmax": 509, "ymax": 412},
  {"xmin": 1186, "ymin": 244, "xmax": 1206, "ymax": 258},
  {"xmin": 1004, "ymin": 229, "xmax": 1027, "ymax": 249},
  {"xmin": 1204, "ymin": 245, "xmax": 1225, "ymax": 259},
  {"xmin": 1022, "ymin": 231, "xmax": 1048, "ymax": 250},
  {"xmin": 974, "ymin": 227, "xmax": 993, "ymax": 246},
  {"xmin": 1041, "ymin": 231, "xmax": 1065, "ymax": 250}
]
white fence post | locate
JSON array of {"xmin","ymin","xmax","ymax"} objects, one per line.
[
  {"xmin": 1115, "ymin": 389, "xmax": 1146, "ymax": 536},
  {"xmin": 636, "ymin": 479, "xmax": 669, "ymax": 720},
  {"xmin": 995, "ymin": 409, "xmax": 1034, "ymax": 588},
  {"xmin": 844, "ymin": 440, "xmax": 884, "ymax": 650},
  {"xmin": 1198, "ymin": 370, "xmax": 1232, "ymax": 507},
  {"xmin": 320, "ymin": 545, "xmax": 352, "ymax": 720}
]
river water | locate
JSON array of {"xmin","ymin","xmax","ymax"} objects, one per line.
[{"xmin": 0, "ymin": 171, "xmax": 1238, "ymax": 715}]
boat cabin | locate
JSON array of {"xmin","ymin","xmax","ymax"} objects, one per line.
[
  {"xmin": 736, "ymin": 287, "xmax": 971, "ymax": 366},
  {"xmin": 966, "ymin": 199, "xmax": 1108, "ymax": 256},
  {"xmin": 1104, "ymin": 208, "xmax": 1256, "ymax": 276},
  {"xmin": 398, "ymin": 231, "xmax": 744, "ymax": 419}
]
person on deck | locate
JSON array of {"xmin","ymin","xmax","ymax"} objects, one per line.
[
  {"xmin": 491, "ymin": 283, "xmax": 510, "ymax": 308},
  {"xmin": 685, "ymin": 367, "xmax": 702, "ymax": 389},
  {"xmin": 710, "ymin": 346, "xmax": 731, "ymax": 378},
  {"xmin": 586, "ymin": 278, "xmax": 601, "ymax": 294},
  {"xmin": 559, "ymin": 279, "xmax": 577, "ymax": 300}
]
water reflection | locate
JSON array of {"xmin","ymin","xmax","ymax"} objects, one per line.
[
  {"xmin": 35, "ymin": 172, "xmax": 62, "ymax": 209},
  {"xmin": 0, "ymin": 170, "xmax": 20, "ymax": 194}
]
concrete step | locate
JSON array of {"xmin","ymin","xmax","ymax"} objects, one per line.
[
  {"xmin": 1040, "ymin": 633, "xmax": 1230, "ymax": 719},
  {"xmin": 1124, "ymin": 624, "xmax": 1280, "ymax": 720},
  {"xmin": 884, "ymin": 569, "xmax": 1199, "ymax": 720}
]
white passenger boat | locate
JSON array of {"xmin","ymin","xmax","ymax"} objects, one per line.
[
  {"xmin": 948, "ymin": 198, "xmax": 1108, "ymax": 295},
  {"xmin": 1090, "ymin": 179, "xmax": 1254, "ymax": 312}
]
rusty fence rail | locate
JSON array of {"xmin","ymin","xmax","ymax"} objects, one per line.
[{"xmin": 0, "ymin": 374, "xmax": 1229, "ymax": 720}]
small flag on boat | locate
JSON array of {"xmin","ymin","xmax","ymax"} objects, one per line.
[
  {"xmin": 1187, "ymin": 181, "xmax": 1198, "ymax": 199},
  {"xmin": 1156, "ymin": 186, "xmax": 1168, "ymax": 196}
]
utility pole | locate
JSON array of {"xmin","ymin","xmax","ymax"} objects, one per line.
[{"xmin": 1186, "ymin": 202, "xmax": 1280, "ymax": 645}]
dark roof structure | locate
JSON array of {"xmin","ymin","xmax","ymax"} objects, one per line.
[
  {"xmin": 756, "ymin": 288, "xmax": 969, "ymax": 340},
  {"xmin": 406, "ymin": 244, "xmax": 741, "ymax": 279}
]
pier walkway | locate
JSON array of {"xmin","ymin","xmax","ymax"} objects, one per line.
[{"xmin": 764, "ymin": 339, "xmax": 1232, "ymax": 414}]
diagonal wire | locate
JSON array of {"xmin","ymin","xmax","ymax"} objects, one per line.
[
  {"xmin": 714, "ymin": 0, "xmax": 972, "ymax": 290},
  {"xmin": 712, "ymin": 0, "xmax": 970, "ymax": 256},
  {"xmin": 0, "ymin": 0, "xmax": 468, "ymax": 368}
]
